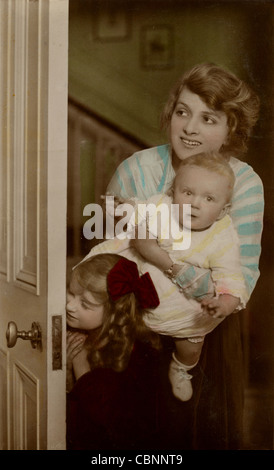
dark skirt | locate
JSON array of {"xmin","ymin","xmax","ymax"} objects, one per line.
[{"xmin": 158, "ymin": 312, "xmax": 244, "ymax": 450}]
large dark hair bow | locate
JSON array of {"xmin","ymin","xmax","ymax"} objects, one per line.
[{"xmin": 107, "ymin": 258, "xmax": 160, "ymax": 309}]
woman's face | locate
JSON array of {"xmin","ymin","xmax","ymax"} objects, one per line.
[
  {"xmin": 66, "ymin": 276, "xmax": 104, "ymax": 330},
  {"xmin": 170, "ymin": 87, "xmax": 229, "ymax": 168}
]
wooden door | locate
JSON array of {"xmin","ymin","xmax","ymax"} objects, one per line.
[{"xmin": 0, "ymin": 0, "xmax": 68, "ymax": 450}]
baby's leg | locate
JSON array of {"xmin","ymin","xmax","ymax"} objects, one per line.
[
  {"xmin": 174, "ymin": 336, "xmax": 204, "ymax": 366},
  {"xmin": 168, "ymin": 336, "xmax": 205, "ymax": 402}
]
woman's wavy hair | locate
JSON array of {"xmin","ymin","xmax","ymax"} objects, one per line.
[
  {"xmin": 161, "ymin": 63, "xmax": 260, "ymax": 156},
  {"xmin": 71, "ymin": 253, "xmax": 160, "ymax": 372}
]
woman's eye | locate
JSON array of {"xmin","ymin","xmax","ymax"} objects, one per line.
[
  {"xmin": 176, "ymin": 109, "xmax": 187, "ymax": 117},
  {"xmin": 203, "ymin": 115, "xmax": 216, "ymax": 124}
]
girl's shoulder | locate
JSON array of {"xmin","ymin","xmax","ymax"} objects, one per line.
[
  {"xmin": 69, "ymin": 341, "xmax": 159, "ymax": 399},
  {"xmin": 69, "ymin": 367, "xmax": 120, "ymax": 398}
]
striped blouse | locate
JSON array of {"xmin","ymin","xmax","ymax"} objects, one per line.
[{"xmin": 107, "ymin": 144, "xmax": 264, "ymax": 299}]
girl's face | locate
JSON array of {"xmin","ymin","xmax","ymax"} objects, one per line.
[
  {"xmin": 66, "ymin": 276, "xmax": 104, "ymax": 330},
  {"xmin": 170, "ymin": 87, "xmax": 229, "ymax": 169}
]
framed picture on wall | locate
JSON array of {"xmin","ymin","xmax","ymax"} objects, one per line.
[
  {"xmin": 93, "ymin": 8, "xmax": 130, "ymax": 41},
  {"xmin": 140, "ymin": 25, "xmax": 174, "ymax": 69}
]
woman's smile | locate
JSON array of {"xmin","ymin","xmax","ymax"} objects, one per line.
[{"xmin": 180, "ymin": 137, "xmax": 202, "ymax": 148}]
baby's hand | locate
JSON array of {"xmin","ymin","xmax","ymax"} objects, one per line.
[
  {"xmin": 171, "ymin": 264, "xmax": 184, "ymax": 276},
  {"xmin": 201, "ymin": 294, "xmax": 240, "ymax": 319},
  {"xmin": 101, "ymin": 193, "xmax": 136, "ymax": 216},
  {"xmin": 101, "ymin": 193, "xmax": 123, "ymax": 215}
]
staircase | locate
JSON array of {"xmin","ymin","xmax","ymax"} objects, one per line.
[{"xmin": 67, "ymin": 97, "xmax": 144, "ymax": 259}]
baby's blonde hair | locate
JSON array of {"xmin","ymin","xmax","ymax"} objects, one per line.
[{"xmin": 174, "ymin": 151, "xmax": 235, "ymax": 202}]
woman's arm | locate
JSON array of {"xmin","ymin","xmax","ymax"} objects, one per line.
[
  {"xmin": 207, "ymin": 218, "xmax": 249, "ymax": 309},
  {"xmin": 230, "ymin": 162, "xmax": 264, "ymax": 298}
]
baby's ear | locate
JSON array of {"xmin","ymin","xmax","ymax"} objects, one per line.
[{"xmin": 217, "ymin": 203, "xmax": 231, "ymax": 220}]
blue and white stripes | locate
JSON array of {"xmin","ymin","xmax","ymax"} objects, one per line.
[{"xmin": 229, "ymin": 157, "xmax": 264, "ymax": 296}]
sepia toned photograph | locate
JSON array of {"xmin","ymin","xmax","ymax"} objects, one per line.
[{"xmin": 0, "ymin": 0, "xmax": 273, "ymax": 458}]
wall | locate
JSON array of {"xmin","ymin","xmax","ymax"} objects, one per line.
[{"xmin": 69, "ymin": 0, "xmax": 271, "ymax": 147}]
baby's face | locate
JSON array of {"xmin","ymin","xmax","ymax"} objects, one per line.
[{"xmin": 173, "ymin": 165, "xmax": 230, "ymax": 231}]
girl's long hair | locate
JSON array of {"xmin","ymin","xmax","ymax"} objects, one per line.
[{"xmin": 71, "ymin": 253, "xmax": 161, "ymax": 372}]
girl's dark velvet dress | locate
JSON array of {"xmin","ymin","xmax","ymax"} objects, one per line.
[
  {"xmin": 67, "ymin": 314, "xmax": 244, "ymax": 450},
  {"xmin": 66, "ymin": 341, "xmax": 163, "ymax": 450}
]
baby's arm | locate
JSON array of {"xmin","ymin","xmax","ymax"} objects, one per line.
[
  {"xmin": 133, "ymin": 237, "xmax": 182, "ymax": 274},
  {"xmin": 101, "ymin": 194, "xmax": 137, "ymax": 238},
  {"xmin": 201, "ymin": 294, "xmax": 240, "ymax": 318}
]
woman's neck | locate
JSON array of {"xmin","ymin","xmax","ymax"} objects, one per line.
[{"xmin": 171, "ymin": 150, "xmax": 182, "ymax": 173}]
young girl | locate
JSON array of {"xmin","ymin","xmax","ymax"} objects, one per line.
[
  {"xmin": 83, "ymin": 63, "xmax": 264, "ymax": 448},
  {"xmin": 66, "ymin": 253, "xmax": 162, "ymax": 450},
  {"xmin": 67, "ymin": 254, "xmax": 162, "ymax": 450}
]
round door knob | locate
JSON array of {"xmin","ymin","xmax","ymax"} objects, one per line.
[{"xmin": 6, "ymin": 321, "xmax": 42, "ymax": 349}]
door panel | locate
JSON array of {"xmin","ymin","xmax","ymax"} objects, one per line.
[
  {"xmin": 0, "ymin": 0, "xmax": 68, "ymax": 450},
  {"xmin": 13, "ymin": 361, "xmax": 39, "ymax": 450}
]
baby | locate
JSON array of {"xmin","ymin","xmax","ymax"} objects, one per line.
[
  {"xmin": 131, "ymin": 151, "xmax": 247, "ymax": 400},
  {"xmin": 82, "ymin": 152, "xmax": 247, "ymax": 402}
]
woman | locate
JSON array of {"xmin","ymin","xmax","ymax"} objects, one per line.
[
  {"xmin": 101, "ymin": 63, "xmax": 264, "ymax": 449},
  {"xmin": 104, "ymin": 64, "xmax": 264, "ymax": 449}
]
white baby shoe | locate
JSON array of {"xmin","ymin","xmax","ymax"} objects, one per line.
[{"xmin": 168, "ymin": 352, "xmax": 194, "ymax": 401}]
